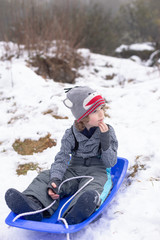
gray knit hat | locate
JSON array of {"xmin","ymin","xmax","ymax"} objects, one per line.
[{"xmin": 63, "ymin": 86, "xmax": 105, "ymax": 121}]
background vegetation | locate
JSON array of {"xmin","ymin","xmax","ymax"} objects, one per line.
[{"xmin": 0, "ymin": 0, "xmax": 160, "ymax": 55}]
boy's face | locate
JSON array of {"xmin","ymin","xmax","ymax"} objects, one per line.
[{"xmin": 85, "ymin": 105, "xmax": 105, "ymax": 129}]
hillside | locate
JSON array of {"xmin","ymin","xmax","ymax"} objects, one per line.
[{"xmin": 0, "ymin": 42, "xmax": 160, "ymax": 240}]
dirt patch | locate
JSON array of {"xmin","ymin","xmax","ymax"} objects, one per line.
[
  {"xmin": 8, "ymin": 114, "xmax": 28, "ymax": 124},
  {"xmin": 127, "ymin": 78, "xmax": 136, "ymax": 84},
  {"xmin": 43, "ymin": 109, "xmax": 68, "ymax": 119},
  {"xmin": 12, "ymin": 134, "xmax": 56, "ymax": 155},
  {"xmin": 105, "ymin": 73, "xmax": 117, "ymax": 80},
  {"xmin": 116, "ymin": 49, "xmax": 155, "ymax": 61},
  {"xmin": 29, "ymin": 51, "xmax": 84, "ymax": 83},
  {"xmin": 105, "ymin": 62, "xmax": 113, "ymax": 68},
  {"xmin": 16, "ymin": 162, "xmax": 42, "ymax": 175}
]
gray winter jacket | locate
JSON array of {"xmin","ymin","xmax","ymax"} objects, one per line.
[{"xmin": 50, "ymin": 124, "xmax": 118, "ymax": 180}]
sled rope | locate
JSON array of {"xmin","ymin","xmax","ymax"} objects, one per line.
[{"xmin": 13, "ymin": 175, "xmax": 94, "ymax": 240}]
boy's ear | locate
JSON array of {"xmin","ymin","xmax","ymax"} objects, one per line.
[{"xmin": 63, "ymin": 98, "xmax": 73, "ymax": 108}]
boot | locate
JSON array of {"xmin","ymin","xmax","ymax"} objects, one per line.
[
  {"xmin": 64, "ymin": 190, "xmax": 100, "ymax": 225},
  {"xmin": 5, "ymin": 188, "xmax": 43, "ymax": 221}
]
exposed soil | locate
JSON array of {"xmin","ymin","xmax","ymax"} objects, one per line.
[
  {"xmin": 12, "ymin": 134, "xmax": 56, "ymax": 155},
  {"xmin": 16, "ymin": 162, "xmax": 42, "ymax": 175}
]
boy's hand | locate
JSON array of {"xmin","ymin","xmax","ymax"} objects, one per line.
[
  {"xmin": 48, "ymin": 182, "xmax": 59, "ymax": 200},
  {"xmin": 98, "ymin": 121, "xmax": 108, "ymax": 132}
]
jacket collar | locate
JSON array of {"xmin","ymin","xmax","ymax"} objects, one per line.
[{"xmin": 72, "ymin": 123, "xmax": 100, "ymax": 142}]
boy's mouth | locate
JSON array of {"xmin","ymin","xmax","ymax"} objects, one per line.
[{"xmin": 98, "ymin": 119, "xmax": 104, "ymax": 122}]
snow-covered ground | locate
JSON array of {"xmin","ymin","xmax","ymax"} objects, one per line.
[
  {"xmin": 0, "ymin": 42, "xmax": 160, "ymax": 240},
  {"xmin": 115, "ymin": 42, "xmax": 155, "ymax": 53}
]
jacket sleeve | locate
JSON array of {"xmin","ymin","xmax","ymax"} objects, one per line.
[
  {"xmin": 100, "ymin": 125, "xmax": 118, "ymax": 168},
  {"xmin": 49, "ymin": 128, "xmax": 75, "ymax": 181}
]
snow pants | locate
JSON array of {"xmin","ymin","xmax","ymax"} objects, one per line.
[{"xmin": 23, "ymin": 162, "xmax": 112, "ymax": 217}]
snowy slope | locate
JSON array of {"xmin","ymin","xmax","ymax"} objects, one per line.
[{"xmin": 0, "ymin": 43, "xmax": 160, "ymax": 240}]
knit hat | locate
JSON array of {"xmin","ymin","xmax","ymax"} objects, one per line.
[{"xmin": 63, "ymin": 86, "xmax": 105, "ymax": 121}]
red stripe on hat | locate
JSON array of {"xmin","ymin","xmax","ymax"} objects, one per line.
[
  {"xmin": 78, "ymin": 99, "xmax": 105, "ymax": 122},
  {"xmin": 85, "ymin": 95, "xmax": 104, "ymax": 106}
]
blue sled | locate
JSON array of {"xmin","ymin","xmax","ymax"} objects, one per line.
[{"xmin": 5, "ymin": 157, "xmax": 128, "ymax": 233}]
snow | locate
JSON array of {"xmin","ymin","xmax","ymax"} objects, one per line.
[
  {"xmin": 115, "ymin": 42, "xmax": 155, "ymax": 53},
  {"xmin": 0, "ymin": 42, "xmax": 160, "ymax": 240}
]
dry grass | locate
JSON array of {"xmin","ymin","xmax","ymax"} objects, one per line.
[
  {"xmin": 29, "ymin": 55, "xmax": 79, "ymax": 83},
  {"xmin": 105, "ymin": 73, "xmax": 117, "ymax": 80},
  {"xmin": 12, "ymin": 134, "xmax": 56, "ymax": 155},
  {"xmin": 16, "ymin": 162, "xmax": 42, "ymax": 175},
  {"xmin": 43, "ymin": 109, "xmax": 68, "ymax": 119},
  {"xmin": 128, "ymin": 155, "xmax": 147, "ymax": 178}
]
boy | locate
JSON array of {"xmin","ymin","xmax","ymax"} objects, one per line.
[{"xmin": 5, "ymin": 86, "xmax": 118, "ymax": 224}]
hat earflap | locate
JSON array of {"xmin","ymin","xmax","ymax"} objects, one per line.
[{"xmin": 63, "ymin": 98, "xmax": 73, "ymax": 108}]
